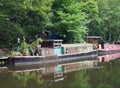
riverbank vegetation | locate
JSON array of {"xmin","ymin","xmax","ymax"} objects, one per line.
[{"xmin": 0, "ymin": 0, "xmax": 120, "ymax": 49}]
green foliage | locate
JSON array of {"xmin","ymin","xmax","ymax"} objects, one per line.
[
  {"xmin": 80, "ymin": 0, "xmax": 101, "ymax": 36},
  {"xmin": 0, "ymin": 0, "xmax": 53, "ymax": 48},
  {"xmin": 20, "ymin": 37, "xmax": 28, "ymax": 54},
  {"xmin": 90, "ymin": 0, "xmax": 120, "ymax": 42},
  {"xmin": 37, "ymin": 38, "xmax": 43, "ymax": 43},
  {"xmin": 51, "ymin": 0, "xmax": 89, "ymax": 43},
  {"xmin": 0, "ymin": 0, "xmax": 120, "ymax": 49},
  {"xmin": 0, "ymin": 19, "xmax": 24, "ymax": 48},
  {"xmin": 31, "ymin": 38, "xmax": 43, "ymax": 48},
  {"xmin": 22, "ymin": 0, "xmax": 54, "ymax": 40},
  {"xmin": 97, "ymin": 82, "xmax": 112, "ymax": 88}
]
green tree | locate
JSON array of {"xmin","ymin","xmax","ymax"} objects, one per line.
[
  {"xmin": 21, "ymin": 0, "xmax": 53, "ymax": 39},
  {"xmin": 80, "ymin": 0, "xmax": 101, "ymax": 36},
  {"xmin": 94, "ymin": 0, "xmax": 120, "ymax": 42},
  {"xmin": 0, "ymin": 0, "xmax": 24, "ymax": 48},
  {"xmin": 0, "ymin": 0, "xmax": 53, "ymax": 48},
  {"xmin": 0, "ymin": 19, "xmax": 23, "ymax": 48},
  {"xmin": 51, "ymin": 0, "xmax": 89, "ymax": 43}
]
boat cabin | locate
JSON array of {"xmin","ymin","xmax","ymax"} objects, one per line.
[
  {"xmin": 38, "ymin": 39, "xmax": 96, "ymax": 56},
  {"xmin": 39, "ymin": 40, "xmax": 64, "ymax": 56},
  {"xmin": 41, "ymin": 40, "xmax": 63, "ymax": 48},
  {"xmin": 87, "ymin": 36, "xmax": 101, "ymax": 49}
]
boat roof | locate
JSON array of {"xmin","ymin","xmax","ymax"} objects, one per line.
[
  {"xmin": 62, "ymin": 43, "xmax": 93, "ymax": 47},
  {"xmin": 43, "ymin": 39, "xmax": 63, "ymax": 42},
  {"xmin": 87, "ymin": 36, "xmax": 101, "ymax": 39}
]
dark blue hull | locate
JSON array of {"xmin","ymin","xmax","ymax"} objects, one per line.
[{"xmin": 7, "ymin": 50, "xmax": 98, "ymax": 71}]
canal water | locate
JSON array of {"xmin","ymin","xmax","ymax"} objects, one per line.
[{"xmin": 0, "ymin": 53, "xmax": 120, "ymax": 88}]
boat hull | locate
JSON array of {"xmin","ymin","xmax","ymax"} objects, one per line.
[
  {"xmin": 98, "ymin": 43, "xmax": 120, "ymax": 56},
  {"xmin": 7, "ymin": 50, "xmax": 98, "ymax": 70},
  {"xmin": 98, "ymin": 50, "xmax": 120, "ymax": 56},
  {"xmin": 58, "ymin": 50, "xmax": 98, "ymax": 63}
]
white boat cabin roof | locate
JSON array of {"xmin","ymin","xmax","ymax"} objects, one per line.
[
  {"xmin": 61, "ymin": 43, "xmax": 93, "ymax": 48},
  {"xmin": 87, "ymin": 36, "xmax": 101, "ymax": 39}
]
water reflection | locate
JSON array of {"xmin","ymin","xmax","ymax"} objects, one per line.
[
  {"xmin": 8, "ymin": 58, "xmax": 98, "ymax": 82},
  {"xmin": 88, "ymin": 59, "xmax": 120, "ymax": 88},
  {"xmin": 0, "ymin": 53, "xmax": 120, "ymax": 88},
  {"xmin": 98, "ymin": 52, "xmax": 120, "ymax": 62}
]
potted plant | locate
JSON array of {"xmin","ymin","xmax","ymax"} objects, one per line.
[
  {"xmin": 20, "ymin": 37, "xmax": 29, "ymax": 56},
  {"xmin": 37, "ymin": 38, "xmax": 43, "ymax": 47}
]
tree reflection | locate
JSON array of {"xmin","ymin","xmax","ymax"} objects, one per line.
[
  {"xmin": 0, "ymin": 70, "xmax": 45, "ymax": 88},
  {"xmin": 13, "ymin": 71, "xmax": 45, "ymax": 88},
  {"xmin": 68, "ymin": 70, "xmax": 90, "ymax": 88},
  {"xmin": 89, "ymin": 59, "xmax": 120, "ymax": 88},
  {"xmin": 0, "ymin": 59, "xmax": 120, "ymax": 88}
]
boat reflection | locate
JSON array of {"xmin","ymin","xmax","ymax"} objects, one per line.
[
  {"xmin": 98, "ymin": 53, "xmax": 120, "ymax": 62},
  {"xmin": 7, "ymin": 57, "xmax": 98, "ymax": 82},
  {"xmin": 3, "ymin": 52, "xmax": 120, "ymax": 82}
]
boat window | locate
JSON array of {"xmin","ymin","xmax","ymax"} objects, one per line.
[
  {"xmin": 76, "ymin": 47, "xmax": 78, "ymax": 52},
  {"xmin": 84, "ymin": 46, "xmax": 86, "ymax": 49},
  {"xmin": 66, "ymin": 48, "xmax": 68, "ymax": 54},
  {"xmin": 46, "ymin": 50, "xmax": 49, "ymax": 54}
]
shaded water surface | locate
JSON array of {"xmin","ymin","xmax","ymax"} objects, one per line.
[{"xmin": 0, "ymin": 53, "xmax": 120, "ymax": 88}]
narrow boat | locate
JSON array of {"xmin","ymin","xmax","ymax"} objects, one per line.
[
  {"xmin": 98, "ymin": 43, "xmax": 120, "ymax": 55},
  {"xmin": 87, "ymin": 36, "xmax": 120, "ymax": 56},
  {"xmin": 7, "ymin": 40, "xmax": 98, "ymax": 67}
]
